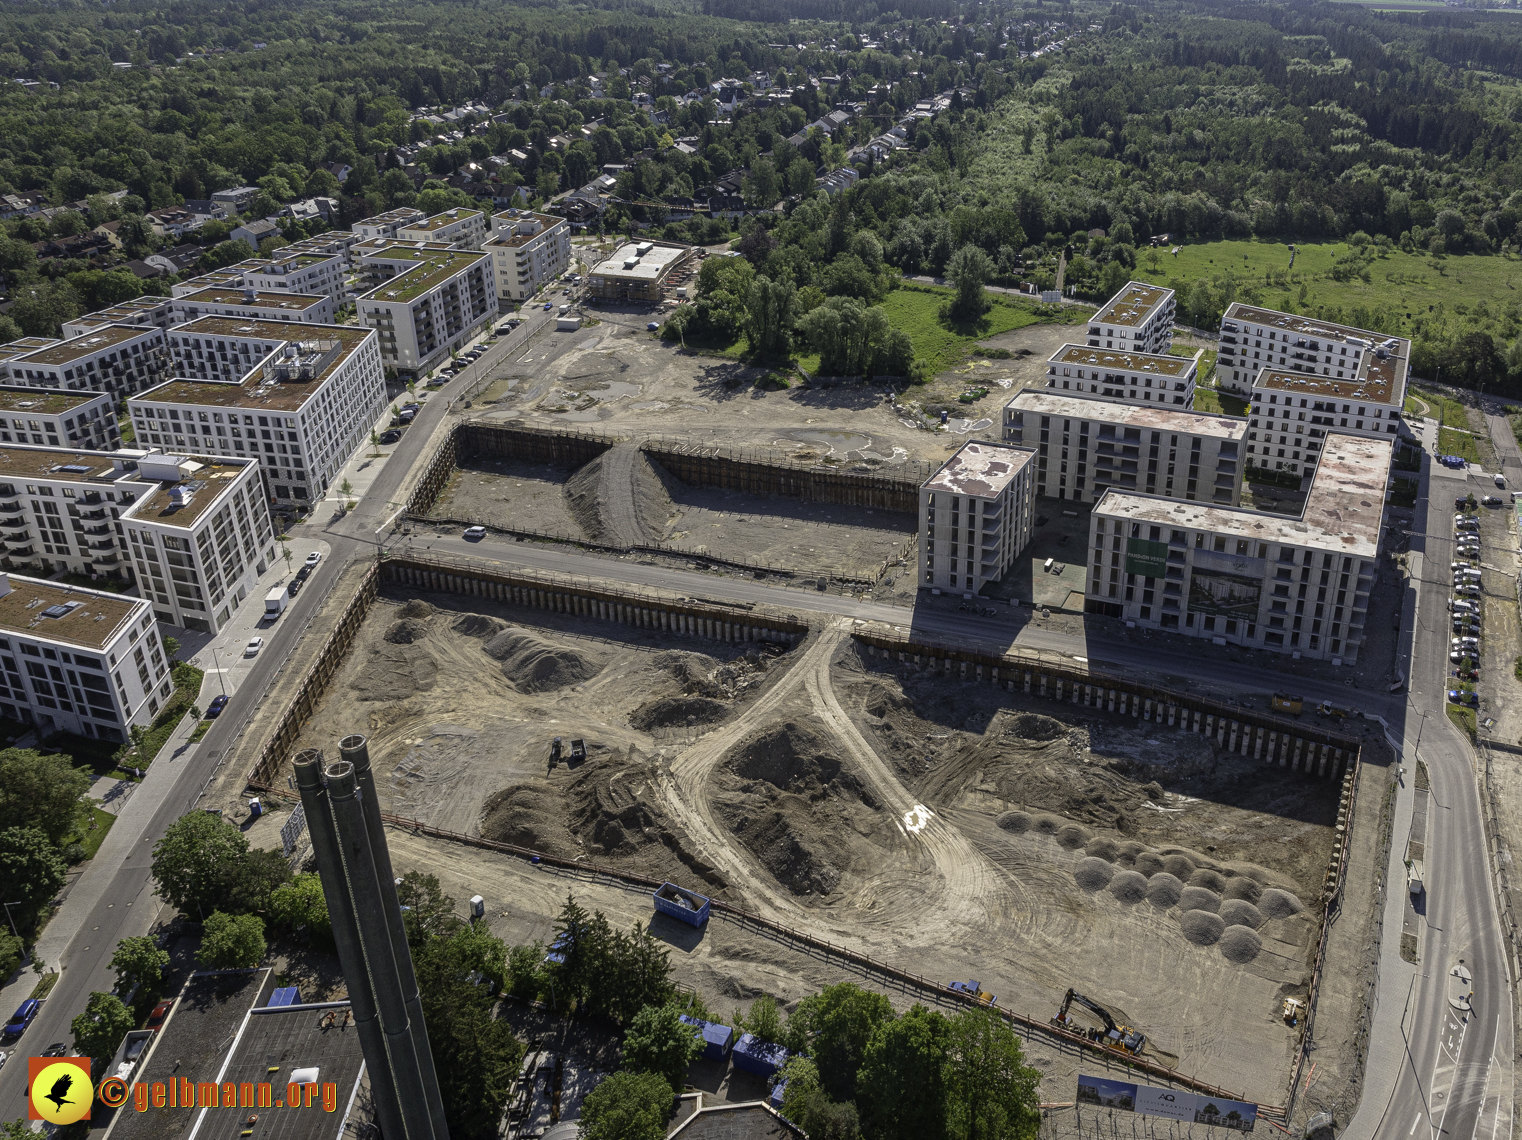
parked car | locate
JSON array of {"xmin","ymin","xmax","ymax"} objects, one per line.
[
  {"xmin": 543, "ymin": 302, "xmax": 553, "ymax": 310},
  {"xmin": 146, "ymin": 999, "xmax": 173, "ymax": 1031},
  {"xmin": 206, "ymin": 694, "xmax": 228, "ymax": 719},
  {"xmin": 379, "ymin": 429, "xmax": 403, "ymax": 443},
  {"xmin": 1497, "ymin": 473, "xmax": 1507, "ymax": 488},
  {"xmin": 425, "ymin": 378, "xmax": 447, "ymax": 389},
  {"xmin": 304, "ymin": 551, "xmax": 321, "ymax": 568},
  {"xmin": 464, "ymin": 526, "xmax": 486, "ymax": 540},
  {"xmin": 3, "ymin": 1000, "xmax": 39, "ymax": 1039},
  {"xmin": 245, "ymin": 637, "xmax": 264, "ymax": 657},
  {"xmin": 647, "ymin": 321, "xmax": 660, "ymax": 331},
  {"xmin": 1448, "ymin": 689, "xmax": 1479, "ymax": 707}
]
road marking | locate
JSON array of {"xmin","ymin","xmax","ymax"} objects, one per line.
[{"xmin": 1410, "ymin": 1111, "xmax": 1422, "ymax": 1134}]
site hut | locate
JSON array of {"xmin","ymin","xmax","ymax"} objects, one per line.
[
  {"xmin": 118, "ymin": 453, "xmax": 275, "ymax": 633},
  {"xmin": 1085, "ymin": 432, "xmax": 1391, "ymax": 663},
  {"xmin": 356, "ymin": 250, "xmax": 497, "ymax": 376},
  {"xmin": 1084, "ymin": 281, "xmax": 1177, "ymax": 356},
  {"xmin": 918, "ymin": 439, "xmax": 1037, "ymax": 594},
  {"xmin": 2, "ymin": 324, "xmax": 171, "ymax": 399},
  {"xmin": 1043, "ymin": 343, "xmax": 1203, "ymax": 408},
  {"xmin": 1003, "ymin": 391, "xmax": 1245, "ymax": 506},
  {"xmin": 130, "ymin": 318, "xmax": 386, "ymax": 508},
  {"xmin": 484, "ymin": 209, "xmax": 572, "ymax": 301},
  {"xmin": 350, "ymin": 206, "xmax": 427, "ymax": 242},
  {"xmin": 586, "ymin": 240, "xmax": 697, "ymax": 303},
  {"xmin": 61, "ymin": 295, "xmax": 176, "ymax": 339},
  {"xmin": 0, "ymin": 387, "xmax": 119, "ymax": 451},
  {"xmin": 395, "ymin": 207, "xmax": 490, "ymax": 250},
  {"xmin": 171, "ymin": 286, "xmax": 336, "ymax": 328},
  {"xmin": 0, "ymin": 572, "xmax": 168, "ymax": 743}
]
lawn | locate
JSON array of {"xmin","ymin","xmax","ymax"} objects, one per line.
[
  {"xmin": 1438, "ymin": 426, "xmax": 1481, "ymax": 462},
  {"xmin": 881, "ymin": 285, "xmax": 1052, "ymax": 374},
  {"xmin": 62, "ymin": 806, "xmax": 115, "ymax": 862},
  {"xmin": 1406, "ymin": 386, "xmax": 1471, "ymax": 428},
  {"xmin": 115, "ymin": 660, "xmax": 206, "ymax": 771},
  {"xmin": 1193, "ymin": 387, "xmax": 1250, "ymax": 416}
]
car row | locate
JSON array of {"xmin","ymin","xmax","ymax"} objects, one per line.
[{"xmin": 1449, "ymin": 505, "xmax": 1483, "ymax": 705}]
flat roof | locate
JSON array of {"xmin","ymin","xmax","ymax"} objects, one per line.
[
  {"xmin": 359, "ymin": 251, "xmax": 488, "ymax": 303},
  {"xmin": 1252, "ymin": 364, "xmax": 1402, "ymax": 405},
  {"xmin": 0, "ymin": 574, "xmax": 146, "ymax": 650},
  {"xmin": 249, "ymin": 253, "xmax": 337, "ymax": 271},
  {"xmin": 1094, "ymin": 433, "xmax": 1391, "ymax": 558},
  {"xmin": 0, "ymin": 338, "xmax": 60, "ymax": 362},
  {"xmin": 178, "ymin": 288, "xmax": 326, "ymax": 312},
  {"xmin": 0, "ymin": 386, "xmax": 105, "ymax": 414},
  {"xmin": 1049, "ymin": 344, "xmax": 1193, "ymax": 376},
  {"xmin": 923, "ymin": 440, "xmax": 1034, "ymax": 499},
  {"xmin": 0, "ymin": 444, "xmax": 121, "ymax": 483},
  {"xmin": 126, "ymin": 459, "xmax": 252, "ymax": 528},
  {"xmin": 591, "ymin": 242, "xmax": 688, "ymax": 282},
  {"xmin": 16, "ymin": 325, "xmax": 155, "ymax": 367},
  {"xmin": 353, "ymin": 206, "xmax": 425, "ymax": 228},
  {"xmin": 1224, "ymin": 303, "xmax": 1405, "ymax": 347},
  {"xmin": 398, "ymin": 208, "xmax": 484, "ymax": 233},
  {"xmin": 354, "ymin": 240, "xmax": 458, "ymax": 263},
  {"xmin": 1007, "ymin": 390, "xmax": 1245, "ymax": 438},
  {"xmin": 211, "ymin": 1002, "xmax": 365, "ymax": 1140},
  {"xmin": 1093, "ymin": 282, "xmax": 1173, "ymax": 329}
]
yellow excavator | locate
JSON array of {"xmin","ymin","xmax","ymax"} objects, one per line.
[{"xmin": 1052, "ymin": 989, "xmax": 1147, "ymax": 1056}]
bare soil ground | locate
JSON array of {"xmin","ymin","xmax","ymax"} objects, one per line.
[
  {"xmin": 434, "ymin": 456, "xmax": 586, "ymax": 538},
  {"xmin": 915, "ymin": 322, "xmax": 1078, "ymax": 424},
  {"xmin": 259, "ymin": 581, "xmax": 1348, "ymax": 1104}
]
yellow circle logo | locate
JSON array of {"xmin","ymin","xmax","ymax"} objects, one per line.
[{"xmin": 30, "ymin": 1059, "xmax": 94, "ymax": 1125}]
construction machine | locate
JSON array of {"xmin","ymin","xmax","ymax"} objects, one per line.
[{"xmin": 1052, "ymin": 989, "xmax": 1146, "ymax": 1056}]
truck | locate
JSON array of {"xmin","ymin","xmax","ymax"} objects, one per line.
[
  {"xmin": 556, "ymin": 316, "xmax": 580, "ymax": 331},
  {"xmin": 1271, "ymin": 693, "xmax": 1304, "ymax": 715},
  {"xmin": 265, "ymin": 586, "xmax": 288, "ymax": 617}
]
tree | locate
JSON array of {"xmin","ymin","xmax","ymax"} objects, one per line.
[
  {"xmin": 745, "ymin": 275, "xmax": 795, "ymax": 358},
  {"xmin": 0, "ymin": 932, "xmax": 24, "ymax": 982},
  {"xmin": 622, "ymin": 1003, "xmax": 703, "ymax": 1091},
  {"xmin": 71, "ymin": 991, "xmax": 134, "ymax": 1063},
  {"xmin": 778, "ymin": 1058, "xmax": 861, "ymax": 1140},
  {"xmin": 109, "ymin": 936, "xmax": 169, "ymax": 996},
  {"xmin": 269, "ymin": 873, "xmax": 332, "ymax": 941},
  {"xmin": 945, "ymin": 244, "xmax": 993, "ymax": 320},
  {"xmin": 8, "ymin": 280, "xmax": 84, "ymax": 338},
  {"xmin": 946, "ymin": 1008, "xmax": 1040, "ymax": 1140},
  {"xmin": 742, "ymin": 158, "xmax": 781, "ymax": 209},
  {"xmin": 858, "ymin": 1004, "xmax": 952, "ymax": 1140},
  {"xmin": 196, "ymin": 911, "xmax": 266, "ymax": 969},
  {"xmin": 734, "ymin": 994, "xmax": 785, "ymax": 1044},
  {"xmin": 789, "ymin": 982, "xmax": 895, "ymax": 1102},
  {"xmin": 0, "ymin": 827, "xmax": 67, "ymax": 927},
  {"xmin": 579, "ymin": 1070, "xmax": 673, "ymax": 1140},
  {"xmin": 0, "ymin": 748, "xmax": 91, "ymax": 845},
  {"xmin": 151, "ymin": 811, "xmax": 250, "ymax": 918},
  {"xmin": 223, "ymin": 847, "xmax": 293, "ymax": 914},
  {"xmin": 398, "ymin": 872, "xmax": 462, "ymax": 946}
]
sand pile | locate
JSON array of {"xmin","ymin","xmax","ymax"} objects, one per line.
[
  {"xmin": 1008, "ymin": 713, "xmax": 1067, "ymax": 741},
  {"xmin": 1179, "ymin": 886, "xmax": 1222, "ymax": 913},
  {"xmin": 726, "ymin": 722, "xmax": 872, "ymax": 804},
  {"xmin": 384, "ymin": 618, "xmax": 431, "ymax": 644},
  {"xmin": 630, "ymin": 696, "xmax": 731, "ymax": 730},
  {"xmin": 996, "ymin": 811, "xmax": 1032, "ymax": 833},
  {"xmin": 350, "ymin": 642, "xmax": 438, "ymax": 700},
  {"xmin": 1110, "ymin": 871, "xmax": 1148, "ymax": 903},
  {"xmin": 479, "ymin": 784, "xmax": 574, "ymax": 850},
  {"xmin": 398, "ymin": 600, "xmax": 434, "ymax": 619},
  {"xmin": 1223, "ymin": 876, "xmax": 1263, "ymax": 903},
  {"xmin": 1188, "ymin": 868, "xmax": 1228, "ymax": 892},
  {"xmin": 1085, "ymin": 836, "xmax": 1121, "ymax": 861},
  {"xmin": 1033, "ymin": 814, "xmax": 1065, "ymax": 835},
  {"xmin": 1180, "ymin": 910, "xmax": 1226, "ymax": 945},
  {"xmin": 1260, "ymin": 888, "xmax": 1306, "ymax": 920},
  {"xmin": 653, "ymin": 650, "xmax": 724, "ymax": 697},
  {"xmin": 452, "ymin": 613, "xmax": 507, "ymax": 638},
  {"xmin": 1074, "ymin": 857, "xmax": 1116, "ymax": 890},
  {"xmin": 1146, "ymin": 874, "xmax": 1184, "ymax": 907},
  {"xmin": 1134, "ymin": 851, "xmax": 1167, "ymax": 877},
  {"xmin": 1220, "ymin": 899, "xmax": 1262, "ymax": 928},
  {"xmin": 1055, "ymin": 824, "xmax": 1091, "ymax": 850},
  {"xmin": 483, "ymin": 628, "xmax": 604, "ymax": 692},
  {"xmin": 1162, "ymin": 854, "xmax": 1196, "ymax": 879},
  {"xmin": 1219, "ymin": 926, "xmax": 1263, "ymax": 962}
]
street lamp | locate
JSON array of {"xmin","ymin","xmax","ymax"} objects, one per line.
[
  {"xmin": 210, "ymin": 645, "xmax": 227, "ymax": 698},
  {"xmin": 2, "ymin": 901, "xmax": 28, "ymax": 962}
]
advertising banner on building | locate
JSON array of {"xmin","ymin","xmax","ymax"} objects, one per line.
[
  {"xmin": 1077, "ymin": 1076, "xmax": 1257, "ymax": 1133},
  {"xmin": 1124, "ymin": 538, "xmax": 1169, "ymax": 579},
  {"xmin": 1188, "ymin": 569, "xmax": 1262, "ymax": 618}
]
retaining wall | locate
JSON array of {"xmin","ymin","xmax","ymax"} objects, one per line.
[
  {"xmin": 642, "ymin": 440, "xmax": 924, "ymax": 512},
  {"xmin": 457, "ymin": 421, "xmax": 618, "ymax": 468}
]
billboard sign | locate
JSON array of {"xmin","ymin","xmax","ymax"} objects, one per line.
[
  {"xmin": 1124, "ymin": 538, "xmax": 1169, "ymax": 579},
  {"xmin": 1078, "ymin": 1076, "xmax": 1256, "ymax": 1133},
  {"xmin": 280, "ymin": 802, "xmax": 307, "ymax": 857},
  {"xmin": 1188, "ymin": 569, "xmax": 1262, "ymax": 618}
]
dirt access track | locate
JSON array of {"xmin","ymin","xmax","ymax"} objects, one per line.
[{"xmin": 257, "ymin": 575, "xmax": 1363, "ymax": 1107}]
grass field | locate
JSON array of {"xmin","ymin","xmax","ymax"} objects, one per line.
[
  {"xmin": 1193, "ymin": 386, "xmax": 1250, "ymax": 416},
  {"xmin": 1406, "ymin": 386, "xmax": 1471, "ymax": 427},
  {"xmin": 63, "ymin": 806, "xmax": 115, "ymax": 862},
  {"xmin": 1133, "ymin": 240, "xmax": 1522, "ymax": 329},
  {"xmin": 882, "ymin": 286, "xmax": 1049, "ymax": 374},
  {"xmin": 1439, "ymin": 426, "xmax": 1481, "ymax": 462}
]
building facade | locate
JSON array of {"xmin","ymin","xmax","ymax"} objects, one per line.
[
  {"xmin": 1003, "ymin": 391, "xmax": 1245, "ymax": 506},
  {"xmin": 1083, "ymin": 433, "xmax": 1391, "ymax": 664},
  {"xmin": 1043, "ymin": 344, "xmax": 1201, "ymax": 408},
  {"xmin": 2, "ymin": 325, "xmax": 171, "ymax": 399},
  {"xmin": 918, "ymin": 439, "xmax": 1037, "ymax": 594},
  {"xmin": 62, "ymin": 296, "xmax": 176, "ymax": 339},
  {"xmin": 1084, "ymin": 283, "xmax": 1176, "ymax": 355},
  {"xmin": 0, "ymin": 387, "xmax": 119, "ymax": 450},
  {"xmin": 484, "ymin": 210, "xmax": 571, "ymax": 301},
  {"xmin": 356, "ymin": 251, "xmax": 496, "ymax": 375},
  {"xmin": 351, "ymin": 207, "xmax": 426, "ymax": 242}
]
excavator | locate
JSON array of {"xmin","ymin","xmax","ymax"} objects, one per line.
[{"xmin": 1052, "ymin": 989, "xmax": 1147, "ymax": 1056}]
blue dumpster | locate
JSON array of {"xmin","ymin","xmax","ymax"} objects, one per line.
[
  {"xmin": 732, "ymin": 1033, "xmax": 789, "ymax": 1079},
  {"xmin": 653, "ymin": 882, "xmax": 711, "ymax": 927}
]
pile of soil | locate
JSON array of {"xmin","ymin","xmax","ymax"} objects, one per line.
[
  {"xmin": 1110, "ymin": 871, "xmax": 1149, "ymax": 903},
  {"xmin": 629, "ymin": 696, "xmax": 732, "ymax": 730},
  {"xmin": 1181, "ymin": 910, "xmax": 1226, "ymax": 946},
  {"xmin": 1260, "ymin": 888, "xmax": 1306, "ymax": 920},
  {"xmin": 384, "ymin": 618, "xmax": 431, "ymax": 644},
  {"xmin": 483, "ymin": 628, "xmax": 604, "ymax": 692},
  {"xmin": 1074, "ymin": 857, "xmax": 1116, "ymax": 890},
  {"xmin": 350, "ymin": 642, "xmax": 438, "ymax": 701},
  {"xmin": 1219, "ymin": 926, "xmax": 1264, "ymax": 963},
  {"xmin": 654, "ymin": 650, "xmax": 724, "ymax": 697},
  {"xmin": 1220, "ymin": 899, "xmax": 1263, "ymax": 929}
]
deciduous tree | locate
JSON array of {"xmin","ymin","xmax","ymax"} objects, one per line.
[
  {"xmin": 0, "ymin": 749, "xmax": 91, "ymax": 845},
  {"xmin": 109, "ymin": 936, "xmax": 169, "ymax": 996},
  {"xmin": 195, "ymin": 911, "xmax": 266, "ymax": 969},
  {"xmin": 71, "ymin": 991, "xmax": 134, "ymax": 1063},
  {"xmin": 622, "ymin": 1003, "xmax": 703, "ymax": 1091},
  {"xmin": 579, "ymin": 1070, "xmax": 673, "ymax": 1140}
]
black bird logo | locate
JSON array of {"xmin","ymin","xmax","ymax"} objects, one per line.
[{"xmin": 44, "ymin": 1073, "xmax": 77, "ymax": 1112}]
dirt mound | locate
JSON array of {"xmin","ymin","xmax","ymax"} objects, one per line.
[
  {"xmin": 630, "ymin": 696, "xmax": 731, "ymax": 730},
  {"xmin": 1219, "ymin": 926, "xmax": 1263, "ymax": 963},
  {"xmin": 1146, "ymin": 873, "xmax": 1184, "ymax": 907},
  {"xmin": 1222, "ymin": 876, "xmax": 1263, "ymax": 904},
  {"xmin": 726, "ymin": 722, "xmax": 863, "ymax": 799},
  {"xmin": 1162, "ymin": 854, "xmax": 1197, "ymax": 880},
  {"xmin": 1110, "ymin": 870, "xmax": 1148, "ymax": 903},
  {"xmin": 349, "ymin": 643, "xmax": 438, "ymax": 701},
  {"xmin": 480, "ymin": 784, "xmax": 575, "ymax": 850},
  {"xmin": 653, "ymin": 650, "xmax": 723, "ymax": 697},
  {"xmin": 1179, "ymin": 886, "xmax": 1221, "ymax": 913},
  {"xmin": 715, "ymin": 802, "xmax": 842, "ymax": 895},
  {"xmin": 1220, "ymin": 899, "xmax": 1262, "ymax": 929},
  {"xmin": 1085, "ymin": 837, "xmax": 1121, "ymax": 862},
  {"xmin": 1134, "ymin": 851, "xmax": 1167, "ymax": 877},
  {"xmin": 1055, "ymin": 824, "xmax": 1091, "ymax": 850},
  {"xmin": 1033, "ymin": 814, "xmax": 1065, "ymax": 835},
  {"xmin": 1074, "ymin": 857, "xmax": 1116, "ymax": 890},
  {"xmin": 452, "ymin": 613, "xmax": 507, "ymax": 638},
  {"xmin": 484, "ymin": 628, "xmax": 604, "ymax": 693},
  {"xmin": 1009, "ymin": 713, "xmax": 1067, "ymax": 741},
  {"xmin": 1259, "ymin": 888, "xmax": 1306, "ymax": 920},
  {"xmin": 1188, "ymin": 868, "xmax": 1228, "ymax": 892},
  {"xmin": 996, "ymin": 811, "xmax": 1032, "ymax": 834},
  {"xmin": 384, "ymin": 618, "xmax": 431, "ymax": 644},
  {"xmin": 1180, "ymin": 910, "xmax": 1226, "ymax": 946},
  {"xmin": 399, "ymin": 599, "xmax": 435, "ymax": 619}
]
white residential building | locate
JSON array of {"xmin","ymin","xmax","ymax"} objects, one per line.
[
  {"xmin": 1003, "ymin": 391, "xmax": 1245, "ymax": 506},
  {"xmin": 396, "ymin": 208, "xmax": 489, "ymax": 249},
  {"xmin": 171, "ymin": 287, "xmax": 335, "ymax": 327},
  {"xmin": 1083, "ymin": 282, "xmax": 1176, "ymax": 355},
  {"xmin": 1084, "ymin": 433, "xmax": 1392, "ymax": 663},
  {"xmin": 484, "ymin": 210, "xmax": 571, "ymax": 301},
  {"xmin": 918, "ymin": 439, "xmax": 1037, "ymax": 594},
  {"xmin": 0, "ymin": 387, "xmax": 119, "ymax": 450},
  {"xmin": 62, "ymin": 296, "xmax": 176, "ymax": 339},
  {"xmin": 173, "ymin": 253, "xmax": 348, "ymax": 311},
  {"xmin": 130, "ymin": 318, "xmax": 386, "ymax": 506},
  {"xmin": 1, "ymin": 325, "xmax": 172, "ymax": 399},
  {"xmin": 1042, "ymin": 343, "xmax": 1202, "ymax": 408},
  {"xmin": 356, "ymin": 250, "xmax": 496, "ymax": 375},
  {"xmin": 350, "ymin": 207, "xmax": 427, "ymax": 242}
]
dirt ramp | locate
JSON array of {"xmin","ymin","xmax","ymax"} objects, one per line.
[{"xmin": 484, "ymin": 627, "xmax": 604, "ymax": 692}]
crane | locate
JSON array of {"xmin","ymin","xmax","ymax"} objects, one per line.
[{"xmin": 1052, "ymin": 989, "xmax": 1147, "ymax": 1056}]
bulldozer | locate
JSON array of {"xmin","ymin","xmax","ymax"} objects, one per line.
[{"xmin": 1052, "ymin": 989, "xmax": 1146, "ymax": 1056}]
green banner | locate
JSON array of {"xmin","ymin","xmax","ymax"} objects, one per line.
[{"xmin": 1124, "ymin": 538, "xmax": 1169, "ymax": 579}]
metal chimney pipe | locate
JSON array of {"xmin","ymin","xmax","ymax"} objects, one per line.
[
  {"xmin": 293, "ymin": 752, "xmax": 408, "ymax": 1140},
  {"xmin": 339, "ymin": 734, "xmax": 450, "ymax": 1138},
  {"xmin": 324, "ymin": 760, "xmax": 440, "ymax": 1140}
]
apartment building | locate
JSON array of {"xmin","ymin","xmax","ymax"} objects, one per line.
[
  {"xmin": 62, "ymin": 295, "xmax": 176, "ymax": 339},
  {"xmin": 0, "ymin": 572, "xmax": 168, "ymax": 742},
  {"xmin": 1084, "ymin": 282, "xmax": 1176, "ymax": 355},
  {"xmin": 171, "ymin": 287, "xmax": 335, "ymax": 326},
  {"xmin": 130, "ymin": 318, "xmax": 386, "ymax": 505},
  {"xmin": 484, "ymin": 210, "xmax": 571, "ymax": 301},
  {"xmin": 0, "ymin": 338, "xmax": 62, "ymax": 379},
  {"xmin": 918, "ymin": 439, "xmax": 1037, "ymax": 594},
  {"xmin": 356, "ymin": 250, "xmax": 496, "ymax": 375},
  {"xmin": 172, "ymin": 253, "xmax": 348, "ymax": 310},
  {"xmin": 1003, "ymin": 391, "xmax": 1245, "ymax": 506},
  {"xmin": 351, "ymin": 240, "xmax": 457, "ymax": 289},
  {"xmin": 211, "ymin": 186, "xmax": 260, "ymax": 214},
  {"xmin": 1, "ymin": 325, "xmax": 171, "ymax": 399},
  {"xmin": 396, "ymin": 208, "xmax": 489, "ymax": 249},
  {"xmin": 351, "ymin": 207, "xmax": 426, "ymax": 242},
  {"xmin": 0, "ymin": 388, "xmax": 119, "ymax": 450},
  {"xmin": 1042, "ymin": 343, "xmax": 1202, "ymax": 408},
  {"xmin": 1084, "ymin": 433, "xmax": 1392, "ymax": 664}
]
